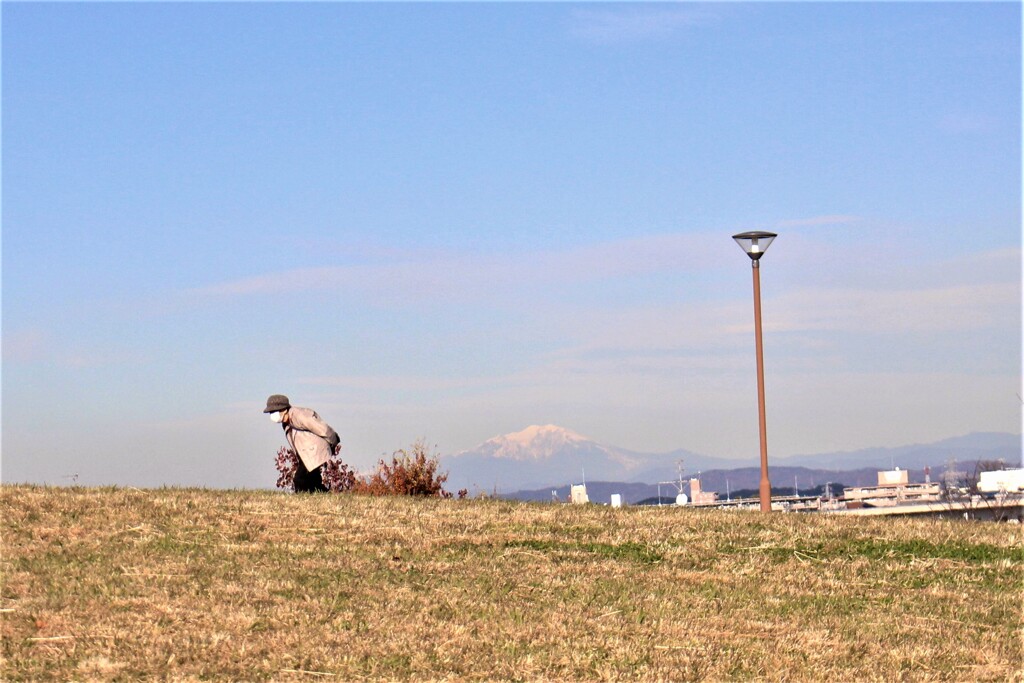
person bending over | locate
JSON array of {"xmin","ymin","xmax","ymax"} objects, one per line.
[{"xmin": 264, "ymin": 394, "xmax": 340, "ymax": 493}]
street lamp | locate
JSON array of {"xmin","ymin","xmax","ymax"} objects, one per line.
[{"xmin": 733, "ymin": 231, "xmax": 777, "ymax": 512}]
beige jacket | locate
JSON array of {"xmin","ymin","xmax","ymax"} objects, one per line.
[{"xmin": 283, "ymin": 406, "xmax": 339, "ymax": 471}]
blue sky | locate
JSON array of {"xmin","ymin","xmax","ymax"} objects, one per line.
[{"xmin": 3, "ymin": 2, "xmax": 1021, "ymax": 488}]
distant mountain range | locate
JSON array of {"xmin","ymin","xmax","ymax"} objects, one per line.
[{"xmin": 441, "ymin": 425, "xmax": 1022, "ymax": 495}]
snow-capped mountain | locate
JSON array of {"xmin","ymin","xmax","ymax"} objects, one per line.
[
  {"xmin": 468, "ymin": 425, "xmax": 632, "ymax": 464},
  {"xmin": 444, "ymin": 425, "xmax": 723, "ymax": 493}
]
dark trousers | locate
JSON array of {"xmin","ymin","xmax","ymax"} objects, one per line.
[{"xmin": 294, "ymin": 460, "xmax": 328, "ymax": 493}]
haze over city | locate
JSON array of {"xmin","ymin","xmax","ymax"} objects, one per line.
[{"xmin": 3, "ymin": 2, "xmax": 1020, "ymax": 489}]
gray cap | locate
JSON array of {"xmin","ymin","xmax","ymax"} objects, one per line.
[{"xmin": 263, "ymin": 394, "xmax": 291, "ymax": 413}]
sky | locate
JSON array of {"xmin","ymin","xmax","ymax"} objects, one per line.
[{"xmin": 2, "ymin": 2, "xmax": 1021, "ymax": 489}]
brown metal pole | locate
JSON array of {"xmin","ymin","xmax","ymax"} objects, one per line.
[{"xmin": 752, "ymin": 261, "xmax": 772, "ymax": 512}]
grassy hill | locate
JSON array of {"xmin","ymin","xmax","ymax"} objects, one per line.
[{"xmin": 2, "ymin": 485, "xmax": 1021, "ymax": 681}]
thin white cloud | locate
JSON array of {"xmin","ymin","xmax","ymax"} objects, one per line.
[
  {"xmin": 189, "ymin": 231, "xmax": 734, "ymax": 304},
  {"xmin": 543, "ymin": 299, "xmax": 750, "ymax": 354},
  {"xmin": 2, "ymin": 326, "xmax": 150, "ymax": 368},
  {"xmin": 937, "ymin": 112, "xmax": 998, "ymax": 134},
  {"xmin": 775, "ymin": 215, "xmax": 860, "ymax": 229},
  {"xmin": 297, "ymin": 375, "xmax": 509, "ymax": 392},
  {"xmin": 772, "ymin": 282, "xmax": 1019, "ymax": 334},
  {"xmin": 195, "ymin": 224, "xmax": 1013, "ymax": 308},
  {"xmin": 530, "ymin": 256, "xmax": 1020, "ymax": 353},
  {"xmin": 569, "ymin": 7, "xmax": 717, "ymax": 44}
]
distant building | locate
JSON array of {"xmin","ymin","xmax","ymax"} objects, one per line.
[
  {"xmin": 689, "ymin": 478, "xmax": 718, "ymax": 506},
  {"xmin": 978, "ymin": 468, "xmax": 1024, "ymax": 494},
  {"xmin": 843, "ymin": 468, "xmax": 940, "ymax": 506},
  {"xmin": 877, "ymin": 469, "xmax": 909, "ymax": 486},
  {"xmin": 570, "ymin": 484, "xmax": 589, "ymax": 505}
]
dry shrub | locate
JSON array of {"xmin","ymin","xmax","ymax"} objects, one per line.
[
  {"xmin": 358, "ymin": 440, "xmax": 452, "ymax": 498},
  {"xmin": 275, "ymin": 440, "xmax": 463, "ymax": 498},
  {"xmin": 274, "ymin": 446, "xmax": 299, "ymax": 491},
  {"xmin": 321, "ymin": 447, "xmax": 359, "ymax": 493}
]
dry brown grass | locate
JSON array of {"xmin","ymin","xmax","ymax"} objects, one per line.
[{"xmin": 1, "ymin": 485, "xmax": 1021, "ymax": 681}]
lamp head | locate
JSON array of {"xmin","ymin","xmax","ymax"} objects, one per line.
[{"xmin": 732, "ymin": 231, "xmax": 777, "ymax": 262}]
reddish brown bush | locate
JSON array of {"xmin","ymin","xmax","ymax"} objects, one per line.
[
  {"xmin": 274, "ymin": 446, "xmax": 300, "ymax": 491},
  {"xmin": 321, "ymin": 445, "xmax": 359, "ymax": 493},
  {"xmin": 358, "ymin": 440, "xmax": 451, "ymax": 498}
]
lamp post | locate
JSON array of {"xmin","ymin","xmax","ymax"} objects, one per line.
[{"xmin": 732, "ymin": 231, "xmax": 777, "ymax": 512}]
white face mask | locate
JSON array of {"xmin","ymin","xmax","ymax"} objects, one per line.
[{"xmin": 269, "ymin": 411, "xmax": 284, "ymax": 423}]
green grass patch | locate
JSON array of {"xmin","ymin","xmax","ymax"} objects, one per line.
[{"xmin": 765, "ymin": 537, "xmax": 1024, "ymax": 563}]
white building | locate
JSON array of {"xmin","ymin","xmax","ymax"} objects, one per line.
[{"xmin": 978, "ymin": 468, "xmax": 1024, "ymax": 494}]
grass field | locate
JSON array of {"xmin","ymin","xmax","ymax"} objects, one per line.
[{"xmin": 2, "ymin": 485, "xmax": 1021, "ymax": 681}]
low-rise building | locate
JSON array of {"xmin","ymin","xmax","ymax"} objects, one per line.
[
  {"xmin": 842, "ymin": 468, "xmax": 941, "ymax": 507},
  {"xmin": 978, "ymin": 468, "xmax": 1024, "ymax": 494},
  {"xmin": 689, "ymin": 478, "xmax": 718, "ymax": 506}
]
